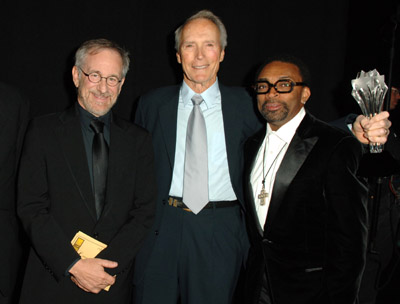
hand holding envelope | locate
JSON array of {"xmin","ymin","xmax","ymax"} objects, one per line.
[{"xmin": 69, "ymin": 231, "xmax": 116, "ymax": 292}]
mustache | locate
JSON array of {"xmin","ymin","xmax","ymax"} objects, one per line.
[
  {"xmin": 261, "ymin": 99, "xmax": 285, "ymax": 108},
  {"xmin": 260, "ymin": 100, "xmax": 289, "ymax": 114},
  {"xmin": 90, "ymin": 90, "xmax": 112, "ymax": 98},
  {"xmin": 263, "ymin": 99, "xmax": 281, "ymax": 104}
]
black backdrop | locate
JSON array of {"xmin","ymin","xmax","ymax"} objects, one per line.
[
  {"xmin": 1, "ymin": 0, "xmax": 400, "ymax": 302},
  {"xmin": 0, "ymin": 0, "xmax": 398, "ymax": 121}
]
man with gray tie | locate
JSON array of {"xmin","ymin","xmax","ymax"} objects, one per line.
[{"xmin": 133, "ymin": 10, "xmax": 262, "ymax": 304}]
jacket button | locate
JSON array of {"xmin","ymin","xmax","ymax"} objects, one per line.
[
  {"xmin": 263, "ymin": 238, "xmax": 273, "ymax": 244},
  {"xmin": 155, "ymin": 230, "xmax": 159, "ymax": 235},
  {"xmin": 93, "ymin": 232, "xmax": 99, "ymax": 239}
]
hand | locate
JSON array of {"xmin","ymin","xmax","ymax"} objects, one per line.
[
  {"xmin": 351, "ymin": 111, "xmax": 391, "ymax": 144},
  {"xmin": 69, "ymin": 258, "xmax": 118, "ymax": 293}
]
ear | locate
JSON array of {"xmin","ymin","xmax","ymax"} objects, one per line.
[
  {"xmin": 117, "ymin": 78, "xmax": 126, "ymax": 94},
  {"xmin": 176, "ymin": 52, "xmax": 182, "ymax": 64},
  {"xmin": 219, "ymin": 49, "xmax": 225, "ymax": 62},
  {"xmin": 300, "ymin": 86, "xmax": 311, "ymax": 104},
  {"xmin": 72, "ymin": 66, "xmax": 80, "ymax": 88}
]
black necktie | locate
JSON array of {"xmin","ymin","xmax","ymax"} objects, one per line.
[{"xmin": 90, "ymin": 119, "xmax": 108, "ymax": 219}]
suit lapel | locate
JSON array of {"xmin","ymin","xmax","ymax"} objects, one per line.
[
  {"xmin": 158, "ymin": 88, "xmax": 179, "ymax": 169},
  {"xmin": 264, "ymin": 113, "xmax": 318, "ymax": 234},
  {"xmin": 57, "ymin": 107, "xmax": 97, "ymax": 221},
  {"xmin": 245, "ymin": 128, "xmax": 267, "ymax": 236},
  {"xmin": 220, "ymin": 84, "xmax": 244, "ymax": 197}
]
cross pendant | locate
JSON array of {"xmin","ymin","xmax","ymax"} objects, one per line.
[{"xmin": 258, "ymin": 188, "xmax": 268, "ymax": 206}]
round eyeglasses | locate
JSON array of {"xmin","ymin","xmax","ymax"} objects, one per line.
[
  {"xmin": 79, "ymin": 68, "xmax": 122, "ymax": 87},
  {"xmin": 253, "ymin": 79, "xmax": 307, "ymax": 94}
]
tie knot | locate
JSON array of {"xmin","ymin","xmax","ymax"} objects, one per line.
[
  {"xmin": 90, "ymin": 119, "xmax": 104, "ymax": 134},
  {"xmin": 191, "ymin": 94, "xmax": 204, "ymax": 106}
]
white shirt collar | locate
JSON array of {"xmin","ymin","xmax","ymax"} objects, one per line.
[
  {"xmin": 266, "ymin": 107, "xmax": 306, "ymax": 143},
  {"xmin": 181, "ymin": 78, "xmax": 220, "ymax": 109}
]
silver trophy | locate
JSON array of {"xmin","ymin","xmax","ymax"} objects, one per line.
[{"xmin": 351, "ymin": 69, "xmax": 388, "ymax": 153}]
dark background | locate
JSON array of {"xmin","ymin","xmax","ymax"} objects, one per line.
[
  {"xmin": 0, "ymin": 0, "xmax": 399, "ymax": 122},
  {"xmin": 1, "ymin": 0, "xmax": 400, "ymax": 302}
]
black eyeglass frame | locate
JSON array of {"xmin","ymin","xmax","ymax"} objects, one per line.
[
  {"xmin": 253, "ymin": 79, "xmax": 307, "ymax": 95},
  {"xmin": 78, "ymin": 68, "xmax": 122, "ymax": 87}
]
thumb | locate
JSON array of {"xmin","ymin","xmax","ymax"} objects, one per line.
[
  {"xmin": 359, "ymin": 116, "xmax": 370, "ymax": 129},
  {"xmin": 98, "ymin": 258, "xmax": 118, "ymax": 269}
]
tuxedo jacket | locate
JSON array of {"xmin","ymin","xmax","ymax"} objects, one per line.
[
  {"xmin": 133, "ymin": 83, "xmax": 262, "ymax": 281},
  {"xmin": 244, "ymin": 112, "xmax": 368, "ymax": 304},
  {"xmin": 17, "ymin": 105, "xmax": 156, "ymax": 304},
  {"xmin": 0, "ymin": 82, "xmax": 29, "ymax": 302}
]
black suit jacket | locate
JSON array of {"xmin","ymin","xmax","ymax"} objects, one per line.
[
  {"xmin": 17, "ymin": 105, "xmax": 156, "ymax": 304},
  {"xmin": 133, "ymin": 83, "xmax": 262, "ymax": 282},
  {"xmin": 0, "ymin": 82, "xmax": 29, "ymax": 302},
  {"xmin": 244, "ymin": 112, "xmax": 368, "ymax": 304}
]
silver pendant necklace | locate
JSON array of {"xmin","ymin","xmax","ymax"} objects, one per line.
[{"xmin": 258, "ymin": 138, "xmax": 286, "ymax": 206}]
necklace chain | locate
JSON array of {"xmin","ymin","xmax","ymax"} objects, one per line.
[{"xmin": 258, "ymin": 135, "xmax": 287, "ymax": 206}]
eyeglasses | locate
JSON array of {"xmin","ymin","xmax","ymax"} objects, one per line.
[
  {"xmin": 253, "ymin": 79, "xmax": 307, "ymax": 94},
  {"xmin": 79, "ymin": 68, "xmax": 122, "ymax": 87}
]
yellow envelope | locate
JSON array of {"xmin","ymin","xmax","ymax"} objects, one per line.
[{"xmin": 71, "ymin": 231, "xmax": 107, "ymax": 259}]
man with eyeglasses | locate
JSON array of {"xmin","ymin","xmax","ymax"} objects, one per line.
[
  {"xmin": 243, "ymin": 55, "xmax": 372, "ymax": 304},
  {"xmin": 17, "ymin": 38, "xmax": 156, "ymax": 304}
]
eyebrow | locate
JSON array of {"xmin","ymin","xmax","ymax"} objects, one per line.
[
  {"xmin": 182, "ymin": 40, "xmax": 216, "ymax": 44},
  {"xmin": 257, "ymin": 76, "xmax": 294, "ymax": 81},
  {"xmin": 88, "ymin": 70, "xmax": 121, "ymax": 78}
]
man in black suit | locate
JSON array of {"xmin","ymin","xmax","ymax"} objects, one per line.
[
  {"xmin": 17, "ymin": 38, "xmax": 156, "ymax": 304},
  {"xmin": 133, "ymin": 10, "xmax": 262, "ymax": 304},
  {"xmin": 0, "ymin": 82, "xmax": 29, "ymax": 304},
  {"xmin": 244, "ymin": 55, "xmax": 372, "ymax": 304},
  {"xmin": 356, "ymin": 84, "xmax": 400, "ymax": 304}
]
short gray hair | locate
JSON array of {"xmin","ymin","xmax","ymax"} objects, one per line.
[
  {"xmin": 75, "ymin": 38, "xmax": 130, "ymax": 78},
  {"xmin": 174, "ymin": 10, "xmax": 227, "ymax": 51}
]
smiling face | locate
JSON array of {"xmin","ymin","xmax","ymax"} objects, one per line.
[
  {"xmin": 176, "ymin": 18, "xmax": 225, "ymax": 93},
  {"xmin": 72, "ymin": 49, "xmax": 125, "ymax": 117},
  {"xmin": 256, "ymin": 61, "xmax": 311, "ymax": 130}
]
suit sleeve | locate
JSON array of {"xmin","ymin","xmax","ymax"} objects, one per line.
[
  {"xmin": 96, "ymin": 130, "xmax": 156, "ymax": 275},
  {"xmin": 17, "ymin": 122, "xmax": 81, "ymax": 281},
  {"xmin": 134, "ymin": 95, "xmax": 146, "ymax": 128},
  {"xmin": 0, "ymin": 85, "xmax": 29, "ymax": 296},
  {"xmin": 324, "ymin": 135, "xmax": 368, "ymax": 303}
]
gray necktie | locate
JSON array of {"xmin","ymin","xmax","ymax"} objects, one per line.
[{"xmin": 182, "ymin": 94, "xmax": 209, "ymax": 214}]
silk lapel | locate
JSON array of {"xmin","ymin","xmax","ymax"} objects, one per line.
[
  {"xmin": 57, "ymin": 107, "xmax": 97, "ymax": 222},
  {"xmin": 158, "ymin": 89, "xmax": 179, "ymax": 170},
  {"xmin": 245, "ymin": 128, "xmax": 267, "ymax": 236},
  {"xmin": 263, "ymin": 114, "xmax": 318, "ymax": 234}
]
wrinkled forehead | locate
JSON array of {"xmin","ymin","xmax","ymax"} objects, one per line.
[{"xmin": 181, "ymin": 18, "xmax": 220, "ymax": 42}]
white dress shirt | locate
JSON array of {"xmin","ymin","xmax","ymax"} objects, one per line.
[
  {"xmin": 250, "ymin": 107, "xmax": 306, "ymax": 228},
  {"xmin": 169, "ymin": 80, "xmax": 237, "ymax": 201}
]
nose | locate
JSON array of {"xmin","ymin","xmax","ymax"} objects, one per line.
[
  {"xmin": 97, "ymin": 78, "xmax": 108, "ymax": 93},
  {"xmin": 267, "ymin": 86, "xmax": 279, "ymax": 97},
  {"xmin": 196, "ymin": 46, "xmax": 204, "ymax": 60}
]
